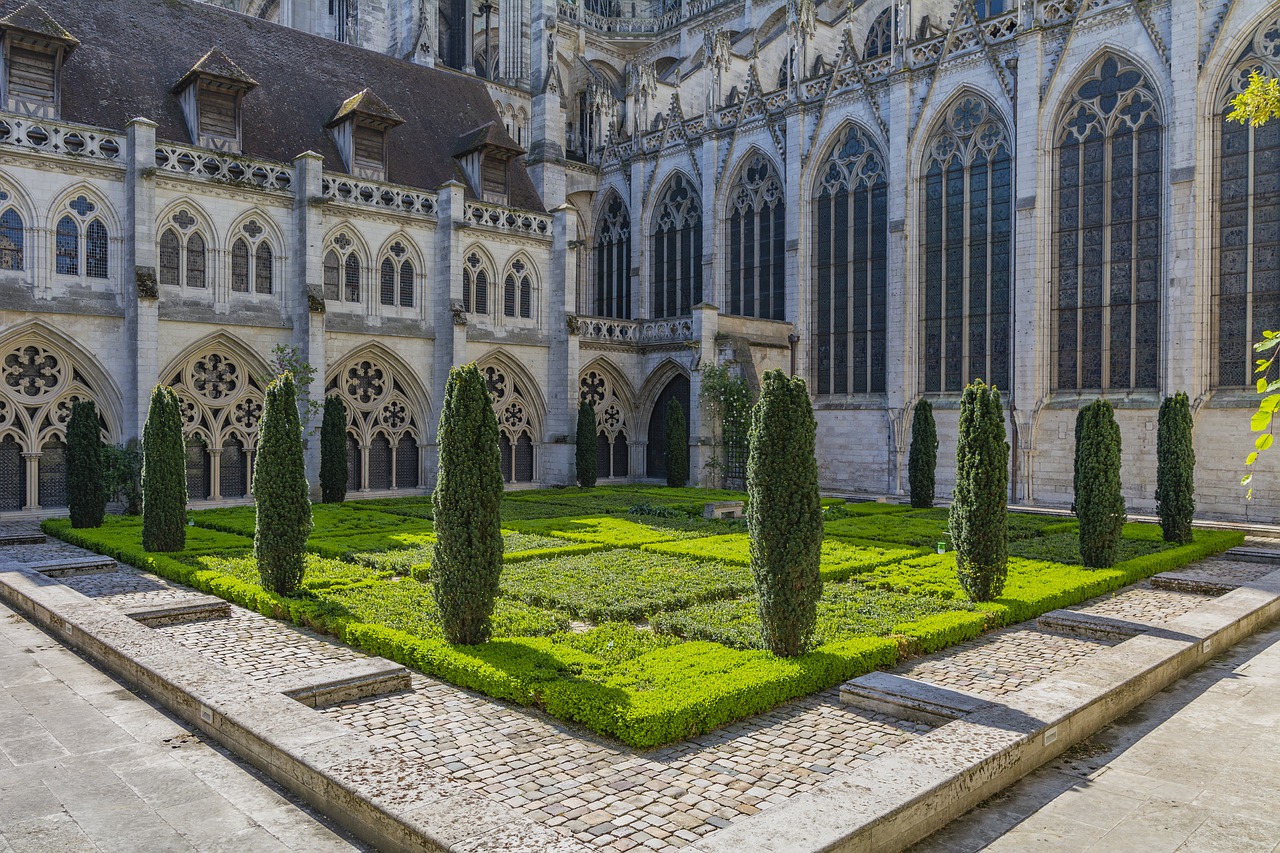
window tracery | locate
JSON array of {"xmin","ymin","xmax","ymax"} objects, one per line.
[
  {"xmin": 54, "ymin": 194, "xmax": 109, "ymax": 279},
  {"xmin": 1054, "ymin": 55, "xmax": 1162, "ymax": 391},
  {"xmin": 0, "ymin": 337, "xmax": 112, "ymax": 510},
  {"xmin": 864, "ymin": 8, "xmax": 893, "ymax": 60},
  {"xmin": 325, "ymin": 353, "xmax": 422, "ymax": 490},
  {"xmin": 503, "ymin": 257, "xmax": 534, "ymax": 319},
  {"xmin": 463, "ymin": 250, "xmax": 491, "ymax": 315},
  {"xmin": 921, "ymin": 96, "xmax": 1012, "ymax": 393},
  {"xmin": 231, "ymin": 218, "xmax": 274, "ymax": 295},
  {"xmin": 651, "ymin": 173, "xmax": 703, "ymax": 319},
  {"xmin": 167, "ymin": 347, "xmax": 266, "ymax": 501},
  {"xmin": 158, "ymin": 209, "xmax": 208, "ymax": 289},
  {"xmin": 1217, "ymin": 18, "xmax": 1280, "ymax": 387},
  {"xmin": 580, "ymin": 368, "xmax": 629, "ymax": 479},
  {"xmin": 0, "ymin": 190, "xmax": 23, "ymax": 272},
  {"xmin": 323, "ymin": 230, "xmax": 361, "ymax": 303},
  {"xmin": 594, "ymin": 192, "xmax": 631, "ymax": 319},
  {"xmin": 813, "ymin": 124, "xmax": 888, "ymax": 395},
  {"xmin": 726, "ymin": 153, "xmax": 785, "ymax": 321},
  {"xmin": 484, "ymin": 364, "xmax": 537, "ymax": 483},
  {"xmin": 378, "ymin": 240, "xmax": 415, "ymax": 308}
]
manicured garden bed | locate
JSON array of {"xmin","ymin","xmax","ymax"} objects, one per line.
[{"xmin": 46, "ymin": 486, "xmax": 1242, "ymax": 748}]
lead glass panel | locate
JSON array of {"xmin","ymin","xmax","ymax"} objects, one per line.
[
  {"xmin": 595, "ymin": 193, "xmax": 631, "ymax": 318},
  {"xmin": 395, "ymin": 435, "xmax": 419, "ymax": 488},
  {"xmin": 651, "ymin": 174, "xmax": 702, "ymax": 318},
  {"xmin": 0, "ymin": 209, "xmax": 22, "ymax": 271},
  {"xmin": 86, "ymin": 220, "xmax": 108, "ymax": 279},
  {"xmin": 726, "ymin": 154, "xmax": 786, "ymax": 320}
]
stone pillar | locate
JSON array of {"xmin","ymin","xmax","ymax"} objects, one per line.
[
  {"xmin": 125, "ymin": 118, "xmax": 158, "ymax": 443},
  {"xmin": 700, "ymin": 134, "xmax": 718, "ymax": 309},
  {"xmin": 208, "ymin": 448, "xmax": 223, "ymax": 502},
  {"xmin": 1165, "ymin": 14, "xmax": 1199, "ymax": 398},
  {"xmin": 429, "ymin": 181, "xmax": 468, "ymax": 486},
  {"xmin": 291, "ymin": 151, "xmax": 327, "ymax": 495},
  {"xmin": 526, "ymin": 0, "xmax": 565, "ymax": 208},
  {"xmin": 783, "ymin": 105, "xmax": 805, "ymax": 378},
  {"xmin": 543, "ymin": 203, "xmax": 579, "ymax": 485},
  {"xmin": 630, "ymin": 156, "xmax": 647, "ymax": 320},
  {"xmin": 883, "ymin": 76, "xmax": 910, "ymax": 494},
  {"xmin": 630, "ymin": 440, "xmax": 648, "ymax": 481},
  {"xmin": 1011, "ymin": 32, "xmax": 1046, "ymax": 504},
  {"xmin": 22, "ymin": 452, "xmax": 38, "ymax": 510},
  {"xmin": 689, "ymin": 303, "xmax": 719, "ymax": 486}
]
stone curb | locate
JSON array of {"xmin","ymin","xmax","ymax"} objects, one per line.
[
  {"xmin": 0, "ymin": 563, "xmax": 590, "ymax": 853},
  {"xmin": 691, "ymin": 569, "xmax": 1280, "ymax": 853}
]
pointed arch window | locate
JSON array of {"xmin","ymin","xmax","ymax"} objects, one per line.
[
  {"xmin": 1054, "ymin": 55, "xmax": 1162, "ymax": 391},
  {"xmin": 380, "ymin": 258, "xmax": 396, "ymax": 305},
  {"xmin": 812, "ymin": 125, "xmax": 888, "ymax": 395},
  {"xmin": 726, "ymin": 153, "xmax": 786, "ymax": 320},
  {"xmin": 399, "ymin": 260, "xmax": 414, "ymax": 307},
  {"xmin": 595, "ymin": 193, "xmax": 631, "ymax": 318},
  {"xmin": 651, "ymin": 173, "xmax": 702, "ymax": 318},
  {"xmin": 463, "ymin": 251, "xmax": 490, "ymax": 315},
  {"xmin": 0, "ymin": 204, "xmax": 24, "ymax": 271},
  {"xmin": 485, "ymin": 364, "xmax": 537, "ymax": 483},
  {"xmin": 230, "ymin": 219, "xmax": 274, "ymax": 295},
  {"xmin": 1217, "ymin": 22, "xmax": 1280, "ymax": 387},
  {"xmin": 377, "ymin": 240, "xmax": 415, "ymax": 308},
  {"xmin": 864, "ymin": 8, "xmax": 894, "ymax": 60},
  {"xmin": 503, "ymin": 257, "xmax": 533, "ymax": 319},
  {"xmin": 157, "ymin": 211, "xmax": 209, "ymax": 289},
  {"xmin": 54, "ymin": 195, "xmax": 109, "ymax": 279},
  {"xmin": 323, "ymin": 231, "xmax": 361, "ymax": 302},
  {"xmin": 921, "ymin": 97, "xmax": 1012, "ymax": 393}
]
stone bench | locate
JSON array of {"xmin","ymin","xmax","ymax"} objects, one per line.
[
  {"xmin": 1152, "ymin": 572, "xmax": 1242, "ymax": 596},
  {"xmin": 0, "ymin": 531, "xmax": 45, "ymax": 546},
  {"xmin": 124, "ymin": 595, "xmax": 232, "ymax": 627},
  {"xmin": 1223, "ymin": 546, "xmax": 1280, "ymax": 566},
  {"xmin": 266, "ymin": 659, "xmax": 413, "ymax": 708},
  {"xmin": 1036, "ymin": 608, "xmax": 1146, "ymax": 642},
  {"xmin": 839, "ymin": 671, "xmax": 991, "ymax": 726},
  {"xmin": 27, "ymin": 556, "xmax": 117, "ymax": 577},
  {"xmin": 703, "ymin": 500, "xmax": 745, "ymax": 520}
]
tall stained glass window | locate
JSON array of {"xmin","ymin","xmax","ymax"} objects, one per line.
[
  {"xmin": 921, "ymin": 96, "xmax": 1012, "ymax": 393},
  {"xmin": 1055, "ymin": 54, "xmax": 1162, "ymax": 391},
  {"xmin": 594, "ymin": 192, "xmax": 631, "ymax": 318},
  {"xmin": 812, "ymin": 124, "xmax": 888, "ymax": 395},
  {"xmin": 726, "ymin": 153, "xmax": 785, "ymax": 321},
  {"xmin": 651, "ymin": 173, "xmax": 702, "ymax": 318},
  {"xmin": 1218, "ymin": 19, "xmax": 1280, "ymax": 387}
]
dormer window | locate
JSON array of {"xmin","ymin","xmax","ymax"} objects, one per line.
[
  {"xmin": 172, "ymin": 49, "xmax": 257, "ymax": 153},
  {"xmin": 327, "ymin": 89, "xmax": 402, "ymax": 181},
  {"xmin": 0, "ymin": 1, "xmax": 78, "ymax": 119},
  {"xmin": 453, "ymin": 121, "xmax": 523, "ymax": 205}
]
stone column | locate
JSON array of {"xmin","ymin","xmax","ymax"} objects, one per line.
[
  {"xmin": 208, "ymin": 449, "xmax": 223, "ymax": 502},
  {"xmin": 543, "ymin": 203, "xmax": 579, "ymax": 485},
  {"xmin": 783, "ymin": 105, "xmax": 805, "ymax": 377},
  {"xmin": 429, "ymin": 181, "xmax": 468, "ymax": 487},
  {"xmin": 22, "ymin": 452, "xmax": 38, "ymax": 510},
  {"xmin": 291, "ymin": 151, "xmax": 327, "ymax": 495},
  {"xmin": 1010, "ymin": 34, "xmax": 1046, "ymax": 504},
  {"xmin": 1164, "ymin": 14, "xmax": 1199, "ymax": 398},
  {"xmin": 125, "ymin": 118, "xmax": 158, "ymax": 442},
  {"xmin": 630, "ymin": 156, "xmax": 647, "ymax": 320},
  {"xmin": 689, "ymin": 303, "xmax": 719, "ymax": 486},
  {"xmin": 883, "ymin": 77, "xmax": 910, "ymax": 496}
]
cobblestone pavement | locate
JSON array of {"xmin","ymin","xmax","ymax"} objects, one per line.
[
  {"xmin": 1067, "ymin": 580, "xmax": 1213, "ymax": 624},
  {"xmin": 1, "ymin": 528, "xmax": 1262, "ymax": 852},
  {"xmin": 1159, "ymin": 557, "xmax": 1277, "ymax": 587},
  {"xmin": 891, "ymin": 626, "xmax": 1120, "ymax": 699},
  {"xmin": 322, "ymin": 675, "xmax": 928, "ymax": 850}
]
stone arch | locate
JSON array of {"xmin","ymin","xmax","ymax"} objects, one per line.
[
  {"xmin": 460, "ymin": 243, "xmax": 497, "ymax": 315},
  {"xmin": 159, "ymin": 332, "xmax": 272, "ymax": 502},
  {"xmin": 476, "ymin": 350, "xmax": 546, "ymax": 484},
  {"xmin": 646, "ymin": 168, "xmax": 701, "ymax": 237},
  {"xmin": 580, "ymin": 357, "xmax": 635, "ymax": 480},
  {"xmin": 326, "ymin": 342, "xmax": 430, "ymax": 491},
  {"xmin": 46, "ymin": 182, "xmax": 121, "ymax": 234},
  {"xmin": 0, "ymin": 320, "xmax": 123, "ymax": 511},
  {"xmin": 912, "ymin": 84, "xmax": 1014, "ymax": 175},
  {"xmin": 806, "ymin": 118, "xmax": 889, "ymax": 194},
  {"xmin": 639, "ymin": 360, "xmax": 691, "ymax": 482},
  {"xmin": 1040, "ymin": 44, "xmax": 1167, "ymax": 145},
  {"xmin": 373, "ymin": 231, "xmax": 424, "ymax": 309},
  {"xmin": 500, "ymin": 250, "xmax": 539, "ymax": 320}
]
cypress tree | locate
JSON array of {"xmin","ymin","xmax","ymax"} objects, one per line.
[
  {"xmin": 431, "ymin": 363, "xmax": 504, "ymax": 645},
  {"xmin": 908, "ymin": 399, "xmax": 938, "ymax": 509},
  {"xmin": 319, "ymin": 395, "xmax": 348, "ymax": 503},
  {"xmin": 1156, "ymin": 392, "xmax": 1195, "ymax": 545},
  {"xmin": 142, "ymin": 385, "xmax": 186, "ymax": 552},
  {"xmin": 665, "ymin": 398, "xmax": 688, "ymax": 488},
  {"xmin": 1074, "ymin": 399, "xmax": 1126, "ymax": 568},
  {"xmin": 66, "ymin": 400, "xmax": 106, "ymax": 528},
  {"xmin": 748, "ymin": 369, "xmax": 823, "ymax": 658},
  {"xmin": 253, "ymin": 372, "xmax": 313, "ymax": 595},
  {"xmin": 950, "ymin": 380, "xmax": 1009, "ymax": 602},
  {"xmin": 576, "ymin": 399, "xmax": 598, "ymax": 488}
]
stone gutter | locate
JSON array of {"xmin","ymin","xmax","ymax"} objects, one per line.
[
  {"xmin": 691, "ymin": 567, "xmax": 1280, "ymax": 853},
  {"xmin": 0, "ymin": 563, "xmax": 589, "ymax": 853}
]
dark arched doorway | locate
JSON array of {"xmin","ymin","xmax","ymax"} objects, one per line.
[{"xmin": 646, "ymin": 374, "xmax": 690, "ymax": 481}]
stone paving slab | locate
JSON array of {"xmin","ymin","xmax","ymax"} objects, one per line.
[
  {"xmin": 0, "ymin": 599, "xmax": 368, "ymax": 853},
  {"xmin": 123, "ymin": 594, "xmax": 232, "ymax": 626},
  {"xmin": 838, "ymin": 672, "xmax": 992, "ymax": 725}
]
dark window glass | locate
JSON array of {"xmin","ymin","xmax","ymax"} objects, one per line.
[
  {"xmin": 323, "ymin": 250, "xmax": 340, "ymax": 300},
  {"xmin": 38, "ymin": 438, "xmax": 66, "ymax": 507},
  {"xmin": 651, "ymin": 174, "xmax": 702, "ymax": 318},
  {"xmin": 0, "ymin": 208, "xmax": 21, "ymax": 271},
  {"xmin": 254, "ymin": 242, "xmax": 273, "ymax": 294},
  {"xmin": 186, "ymin": 438, "xmax": 210, "ymax": 500},
  {"xmin": 186, "ymin": 233, "xmax": 206, "ymax": 288},
  {"xmin": 55, "ymin": 215, "xmax": 77, "ymax": 275},
  {"xmin": 0, "ymin": 435, "xmax": 24, "ymax": 511},
  {"xmin": 86, "ymin": 220, "xmax": 108, "ymax": 278},
  {"xmin": 594, "ymin": 193, "xmax": 631, "ymax": 318},
  {"xmin": 344, "ymin": 253, "xmax": 360, "ymax": 301},
  {"xmin": 504, "ymin": 273, "xmax": 517, "ymax": 317},
  {"xmin": 231, "ymin": 239, "xmax": 250, "ymax": 292},
  {"xmin": 520, "ymin": 275, "xmax": 532, "ymax": 318},
  {"xmin": 514, "ymin": 431, "xmax": 534, "ymax": 482},
  {"xmin": 368, "ymin": 434, "xmax": 392, "ymax": 490},
  {"xmin": 159, "ymin": 229, "xmax": 180, "ymax": 287},
  {"xmin": 395, "ymin": 434, "xmax": 419, "ymax": 488},
  {"xmin": 220, "ymin": 437, "xmax": 247, "ymax": 498},
  {"xmin": 612, "ymin": 429, "xmax": 628, "ymax": 478},
  {"xmin": 726, "ymin": 154, "xmax": 786, "ymax": 320},
  {"xmin": 812, "ymin": 125, "xmax": 887, "ymax": 395},
  {"xmin": 380, "ymin": 258, "xmax": 395, "ymax": 305},
  {"xmin": 399, "ymin": 260, "xmax": 414, "ymax": 307},
  {"xmin": 346, "ymin": 433, "xmax": 362, "ymax": 492}
]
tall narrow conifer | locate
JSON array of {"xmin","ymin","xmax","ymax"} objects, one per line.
[
  {"xmin": 951, "ymin": 380, "xmax": 1008, "ymax": 602},
  {"xmin": 142, "ymin": 385, "xmax": 186, "ymax": 552},
  {"xmin": 253, "ymin": 372, "xmax": 312, "ymax": 594},
  {"xmin": 1156, "ymin": 392, "xmax": 1195, "ymax": 544},
  {"xmin": 908, "ymin": 399, "xmax": 938, "ymax": 509},
  {"xmin": 320, "ymin": 395, "xmax": 348, "ymax": 503},
  {"xmin": 576, "ymin": 400, "xmax": 598, "ymax": 487},
  {"xmin": 665, "ymin": 399, "xmax": 688, "ymax": 488},
  {"xmin": 1074, "ymin": 399, "xmax": 1126, "ymax": 568},
  {"xmin": 67, "ymin": 399, "xmax": 106, "ymax": 528}
]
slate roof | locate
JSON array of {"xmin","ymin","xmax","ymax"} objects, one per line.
[
  {"xmin": 453, "ymin": 121, "xmax": 523, "ymax": 158},
  {"xmin": 0, "ymin": 0, "xmax": 78, "ymax": 46},
  {"xmin": 2, "ymin": 0, "xmax": 543, "ymax": 210}
]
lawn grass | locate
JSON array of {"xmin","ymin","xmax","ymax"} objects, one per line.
[{"xmin": 46, "ymin": 487, "xmax": 1242, "ymax": 748}]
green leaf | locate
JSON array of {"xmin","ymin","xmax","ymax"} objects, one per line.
[
  {"xmin": 1261, "ymin": 394, "xmax": 1280, "ymax": 414},
  {"xmin": 1242, "ymin": 474, "xmax": 1253, "ymax": 487},
  {"xmin": 1251, "ymin": 411, "xmax": 1273, "ymax": 432},
  {"xmin": 1259, "ymin": 378, "xmax": 1269, "ymax": 394},
  {"xmin": 1247, "ymin": 451, "xmax": 1259, "ymax": 466},
  {"xmin": 1256, "ymin": 337, "xmax": 1280, "ymax": 353},
  {"xmin": 1256, "ymin": 434, "xmax": 1275, "ymax": 452}
]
